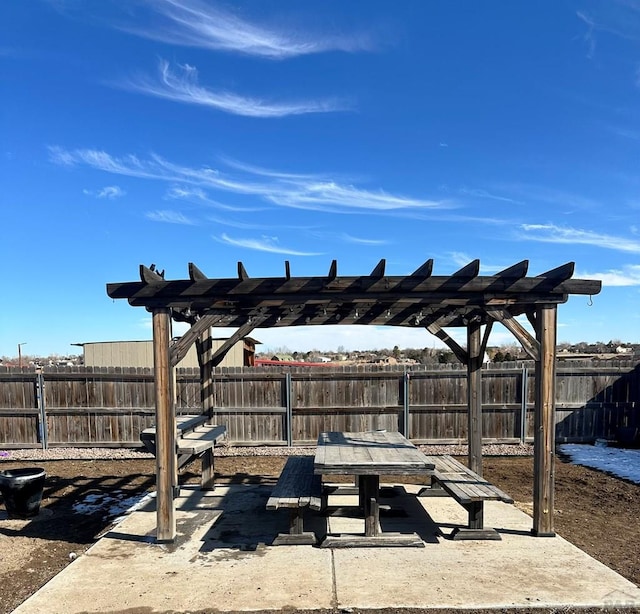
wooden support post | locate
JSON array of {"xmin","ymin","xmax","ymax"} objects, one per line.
[
  {"xmin": 467, "ymin": 321, "xmax": 483, "ymax": 475},
  {"xmin": 533, "ymin": 305, "xmax": 557, "ymax": 537},
  {"xmin": 152, "ymin": 308, "xmax": 176, "ymax": 543},
  {"xmin": 198, "ymin": 327, "xmax": 214, "ymax": 420}
]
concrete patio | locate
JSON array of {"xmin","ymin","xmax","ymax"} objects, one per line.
[{"xmin": 13, "ymin": 482, "xmax": 640, "ymax": 613}]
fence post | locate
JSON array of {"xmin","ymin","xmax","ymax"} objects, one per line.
[
  {"xmin": 521, "ymin": 366, "xmax": 528, "ymax": 443},
  {"xmin": 402, "ymin": 370, "xmax": 410, "ymax": 437},
  {"xmin": 285, "ymin": 371, "xmax": 293, "ymax": 446},
  {"xmin": 36, "ymin": 369, "xmax": 48, "ymax": 450}
]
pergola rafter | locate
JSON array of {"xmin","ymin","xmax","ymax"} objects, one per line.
[{"xmin": 107, "ymin": 258, "xmax": 602, "ymax": 543}]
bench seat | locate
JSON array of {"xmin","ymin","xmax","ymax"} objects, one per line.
[
  {"xmin": 141, "ymin": 415, "xmax": 226, "ymax": 490},
  {"xmin": 420, "ymin": 454, "xmax": 513, "ymax": 540},
  {"xmin": 267, "ymin": 456, "xmax": 323, "ymax": 545}
]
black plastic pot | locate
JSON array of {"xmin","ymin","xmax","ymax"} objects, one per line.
[{"xmin": 0, "ymin": 468, "xmax": 46, "ymax": 519}]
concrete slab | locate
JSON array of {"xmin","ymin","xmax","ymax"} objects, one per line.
[{"xmin": 13, "ymin": 483, "xmax": 640, "ymax": 613}]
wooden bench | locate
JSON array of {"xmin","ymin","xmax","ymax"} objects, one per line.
[
  {"xmin": 266, "ymin": 456, "xmax": 323, "ymax": 545},
  {"xmin": 140, "ymin": 415, "xmax": 226, "ymax": 490},
  {"xmin": 420, "ymin": 454, "xmax": 513, "ymax": 540}
]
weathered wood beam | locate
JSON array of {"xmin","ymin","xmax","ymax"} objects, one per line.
[
  {"xmin": 152, "ymin": 308, "xmax": 176, "ymax": 543},
  {"xmin": 452, "ymin": 259, "xmax": 480, "ymax": 279},
  {"xmin": 169, "ymin": 314, "xmax": 225, "ymax": 367},
  {"xmin": 426, "ymin": 323, "xmax": 468, "ymax": 364},
  {"xmin": 188, "ymin": 263, "xmax": 208, "ymax": 281},
  {"xmin": 140, "ymin": 264, "xmax": 165, "ymax": 283},
  {"xmin": 536, "ymin": 262, "xmax": 574, "ymax": 283},
  {"xmin": 526, "ymin": 310, "xmax": 537, "ymax": 330},
  {"xmin": 209, "ymin": 319, "xmax": 266, "ymax": 367},
  {"xmin": 370, "ymin": 259, "xmax": 386, "ymax": 279},
  {"xmin": 411, "ymin": 259, "xmax": 434, "ymax": 278},
  {"xmin": 467, "ymin": 320, "xmax": 483, "ymax": 476},
  {"xmin": 197, "ymin": 328, "xmax": 215, "ymax": 419},
  {"xmin": 487, "ymin": 308, "xmax": 540, "ymax": 361},
  {"xmin": 480, "ymin": 321, "xmax": 493, "ymax": 358},
  {"xmin": 327, "ymin": 260, "xmax": 337, "ymax": 281},
  {"xmin": 108, "ymin": 274, "xmax": 602, "ymax": 306},
  {"xmin": 532, "ymin": 305, "xmax": 557, "ymax": 537},
  {"xmin": 496, "ymin": 260, "xmax": 529, "ymax": 279},
  {"xmin": 238, "ymin": 262, "xmax": 249, "ymax": 281}
]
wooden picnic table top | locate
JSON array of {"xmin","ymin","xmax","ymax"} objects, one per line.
[{"xmin": 314, "ymin": 431, "xmax": 435, "ymax": 476}]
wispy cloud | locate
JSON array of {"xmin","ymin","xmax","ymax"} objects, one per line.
[
  {"xmin": 122, "ymin": 0, "xmax": 374, "ymax": 59},
  {"xmin": 145, "ymin": 210, "xmax": 195, "ymax": 225},
  {"xmin": 576, "ymin": 3, "xmax": 640, "ymax": 59},
  {"xmin": 83, "ymin": 185, "xmax": 125, "ymax": 199},
  {"xmin": 580, "ymin": 264, "xmax": 640, "ymax": 286},
  {"xmin": 341, "ymin": 233, "xmax": 388, "ymax": 246},
  {"xmin": 119, "ymin": 60, "xmax": 348, "ymax": 117},
  {"xmin": 214, "ymin": 233, "xmax": 323, "ymax": 256},
  {"xmin": 576, "ymin": 3, "xmax": 640, "ymax": 42},
  {"xmin": 445, "ymin": 251, "xmax": 504, "ymax": 274},
  {"xmin": 576, "ymin": 11, "xmax": 597, "ymax": 59},
  {"xmin": 49, "ymin": 146, "xmax": 450, "ymax": 214},
  {"xmin": 459, "ymin": 187, "xmax": 524, "ymax": 205},
  {"xmin": 166, "ymin": 185, "xmax": 263, "ymax": 211},
  {"xmin": 309, "ymin": 231, "xmax": 389, "ymax": 245},
  {"xmin": 519, "ymin": 223, "xmax": 640, "ymax": 254},
  {"xmin": 495, "ymin": 183, "xmax": 600, "ymax": 213}
]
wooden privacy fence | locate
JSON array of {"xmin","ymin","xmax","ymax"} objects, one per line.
[{"xmin": 0, "ymin": 362, "xmax": 638, "ymax": 449}]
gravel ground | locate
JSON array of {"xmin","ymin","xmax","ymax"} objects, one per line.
[{"xmin": 1, "ymin": 442, "xmax": 534, "ymax": 461}]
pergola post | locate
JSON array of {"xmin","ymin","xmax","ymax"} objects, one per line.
[
  {"xmin": 467, "ymin": 320, "xmax": 483, "ymax": 475},
  {"xmin": 152, "ymin": 308, "xmax": 176, "ymax": 542},
  {"xmin": 198, "ymin": 327, "xmax": 214, "ymax": 421},
  {"xmin": 532, "ymin": 305, "xmax": 557, "ymax": 537}
]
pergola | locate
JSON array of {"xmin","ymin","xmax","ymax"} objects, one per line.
[{"xmin": 107, "ymin": 258, "xmax": 601, "ymax": 542}]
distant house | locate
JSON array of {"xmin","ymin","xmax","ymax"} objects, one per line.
[{"xmin": 76, "ymin": 337, "xmax": 260, "ymax": 368}]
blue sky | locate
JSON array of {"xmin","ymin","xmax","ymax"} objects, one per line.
[{"xmin": 2, "ymin": 0, "xmax": 640, "ymax": 357}]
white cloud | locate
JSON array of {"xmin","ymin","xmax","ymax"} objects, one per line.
[
  {"xmin": 519, "ymin": 223, "xmax": 640, "ymax": 254},
  {"xmin": 83, "ymin": 185, "xmax": 126, "ymax": 199},
  {"xmin": 579, "ymin": 264, "xmax": 640, "ymax": 286},
  {"xmin": 124, "ymin": 0, "xmax": 374, "ymax": 59},
  {"xmin": 340, "ymin": 233, "xmax": 388, "ymax": 246},
  {"xmin": 166, "ymin": 185, "xmax": 263, "ymax": 212},
  {"xmin": 49, "ymin": 146, "xmax": 450, "ymax": 214},
  {"xmin": 119, "ymin": 60, "xmax": 348, "ymax": 117},
  {"xmin": 214, "ymin": 233, "xmax": 323, "ymax": 256},
  {"xmin": 145, "ymin": 210, "xmax": 195, "ymax": 225},
  {"xmin": 497, "ymin": 183, "xmax": 600, "ymax": 212},
  {"xmin": 99, "ymin": 186, "xmax": 125, "ymax": 199},
  {"xmin": 459, "ymin": 187, "xmax": 524, "ymax": 205}
]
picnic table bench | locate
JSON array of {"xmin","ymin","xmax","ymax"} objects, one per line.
[
  {"xmin": 141, "ymin": 414, "xmax": 226, "ymax": 490},
  {"xmin": 420, "ymin": 454, "xmax": 513, "ymax": 540},
  {"xmin": 266, "ymin": 456, "xmax": 323, "ymax": 545}
]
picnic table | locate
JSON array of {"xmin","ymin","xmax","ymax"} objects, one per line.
[{"xmin": 314, "ymin": 430, "xmax": 435, "ymax": 547}]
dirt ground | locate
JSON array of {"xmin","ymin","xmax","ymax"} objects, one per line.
[{"xmin": 1, "ymin": 452, "xmax": 639, "ymax": 614}]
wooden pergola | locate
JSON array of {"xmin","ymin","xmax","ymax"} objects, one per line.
[{"xmin": 107, "ymin": 258, "xmax": 601, "ymax": 542}]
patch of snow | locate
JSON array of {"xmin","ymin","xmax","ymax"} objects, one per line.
[
  {"xmin": 558, "ymin": 444, "xmax": 640, "ymax": 485},
  {"xmin": 72, "ymin": 489, "xmax": 149, "ymax": 519}
]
